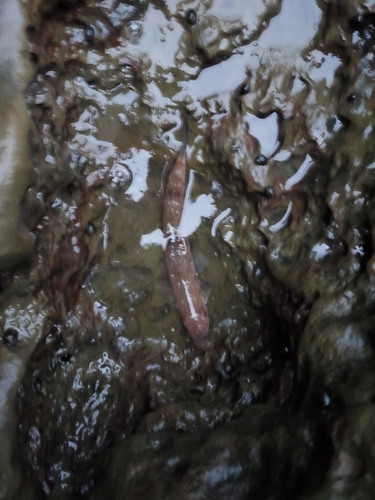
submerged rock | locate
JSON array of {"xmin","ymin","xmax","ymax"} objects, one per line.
[{"xmin": 1, "ymin": 0, "xmax": 375, "ymax": 499}]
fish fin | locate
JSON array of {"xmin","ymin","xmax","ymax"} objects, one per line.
[
  {"xmin": 199, "ymin": 278, "xmax": 213, "ymax": 304},
  {"xmin": 191, "ymin": 243, "xmax": 209, "ymax": 274}
]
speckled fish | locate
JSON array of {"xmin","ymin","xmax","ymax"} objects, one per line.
[{"xmin": 163, "ymin": 141, "xmax": 209, "ymax": 349}]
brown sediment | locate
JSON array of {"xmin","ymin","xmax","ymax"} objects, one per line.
[{"xmin": 163, "ymin": 151, "xmax": 210, "ymax": 349}]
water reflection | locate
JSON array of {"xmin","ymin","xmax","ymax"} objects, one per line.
[
  {"xmin": 124, "ymin": 149, "xmax": 152, "ymax": 202},
  {"xmin": 244, "ymin": 112, "xmax": 279, "ymax": 158},
  {"xmin": 284, "ymin": 154, "xmax": 314, "ymax": 190},
  {"xmin": 4, "ymin": 0, "xmax": 375, "ymax": 497},
  {"xmin": 258, "ymin": 0, "xmax": 321, "ymax": 51}
]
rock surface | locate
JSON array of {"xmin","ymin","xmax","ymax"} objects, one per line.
[{"xmin": 1, "ymin": 0, "xmax": 375, "ymax": 498}]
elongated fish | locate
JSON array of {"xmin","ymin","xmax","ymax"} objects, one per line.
[{"xmin": 163, "ymin": 146, "xmax": 209, "ymax": 349}]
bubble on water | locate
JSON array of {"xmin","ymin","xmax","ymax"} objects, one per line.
[
  {"xmin": 347, "ymin": 92, "xmax": 358, "ymax": 102},
  {"xmin": 33, "ymin": 378, "xmax": 43, "ymax": 393},
  {"xmin": 85, "ymin": 25, "xmax": 96, "ymax": 42},
  {"xmin": 127, "ymin": 20, "xmax": 143, "ymax": 43},
  {"xmin": 322, "ymin": 392, "xmax": 331, "ymax": 407},
  {"xmin": 60, "ymin": 353, "xmax": 72, "ymax": 363},
  {"xmin": 109, "ymin": 316, "xmax": 126, "ymax": 336},
  {"xmin": 87, "ymin": 351, "xmax": 121, "ymax": 380},
  {"xmin": 117, "ymin": 336, "xmax": 131, "ymax": 352},
  {"xmin": 3, "ymin": 327, "xmax": 19, "ymax": 347},
  {"xmin": 264, "ymin": 186, "xmax": 274, "ymax": 198},
  {"xmin": 239, "ymin": 83, "xmax": 250, "ymax": 95},
  {"xmin": 255, "ymin": 154, "xmax": 267, "ymax": 165},
  {"xmin": 186, "ymin": 9, "xmax": 198, "ymax": 25},
  {"xmin": 109, "ymin": 163, "xmax": 132, "ymax": 190},
  {"xmin": 28, "ymin": 426, "xmax": 41, "ymax": 451},
  {"xmin": 85, "ymin": 222, "xmax": 96, "ymax": 235}
]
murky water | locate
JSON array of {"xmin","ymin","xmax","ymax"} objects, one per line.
[{"xmin": 1, "ymin": 0, "xmax": 375, "ymax": 498}]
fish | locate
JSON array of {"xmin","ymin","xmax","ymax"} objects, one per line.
[{"xmin": 163, "ymin": 141, "xmax": 210, "ymax": 350}]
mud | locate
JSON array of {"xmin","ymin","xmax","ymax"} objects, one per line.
[{"xmin": 1, "ymin": 0, "xmax": 375, "ymax": 499}]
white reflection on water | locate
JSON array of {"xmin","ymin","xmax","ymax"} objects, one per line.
[
  {"xmin": 106, "ymin": 4, "xmax": 184, "ymax": 77},
  {"xmin": 207, "ymin": 0, "xmax": 272, "ymax": 23},
  {"xmin": 284, "ymin": 154, "xmax": 314, "ymax": 190},
  {"xmin": 269, "ymin": 201, "xmax": 293, "ymax": 233},
  {"xmin": 173, "ymin": 0, "xmax": 322, "ymax": 106},
  {"xmin": 258, "ymin": 0, "xmax": 322, "ymax": 50},
  {"xmin": 124, "ymin": 148, "xmax": 152, "ymax": 202},
  {"xmin": 140, "ymin": 227, "xmax": 168, "ymax": 250},
  {"xmin": 244, "ymin": 112, "xmax": 279, "ymax": 158},
  {"xmin": 211, "ymin": 208, "xmax": 232, "ymax": 237},
  {"xmin": 311, "ymin": 242, "xmax": 331, "ymax": 261}
]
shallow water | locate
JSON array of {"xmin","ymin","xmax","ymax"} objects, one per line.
[{"xmin": 1, "ymin": 0, "xmax": 375, "ymax": 498}]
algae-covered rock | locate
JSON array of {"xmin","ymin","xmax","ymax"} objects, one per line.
[
  {"xmin": 93, "ymin": 406, "xmax": 330, "ymax": 500},
  {"xmin": 2, "ymin": 0, "xmax": 375, "ymax": 499}
]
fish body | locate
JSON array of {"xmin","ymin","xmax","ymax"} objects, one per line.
[
  {"xmin": 163, "ymin": 153, "xmax": 186, "ymax": 230},
  {"xmin": 163, "ymin": 151, "xmax": 209, "ymax": 349}
]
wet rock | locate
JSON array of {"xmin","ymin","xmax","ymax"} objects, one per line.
[
  {"xmin": 5, "ymin": 0, "xmax": 375, "ymax": 499},
  {"xmin": 301, "ymin": 321, "xmax": 375, "ymax": 390},
  {"xmin": 18, "ymin": 331, "xmax": 127, "ymax": 499},
  {"xmin": 93, "ymin": 407, "xmax": 330, "ymax": 500}
]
